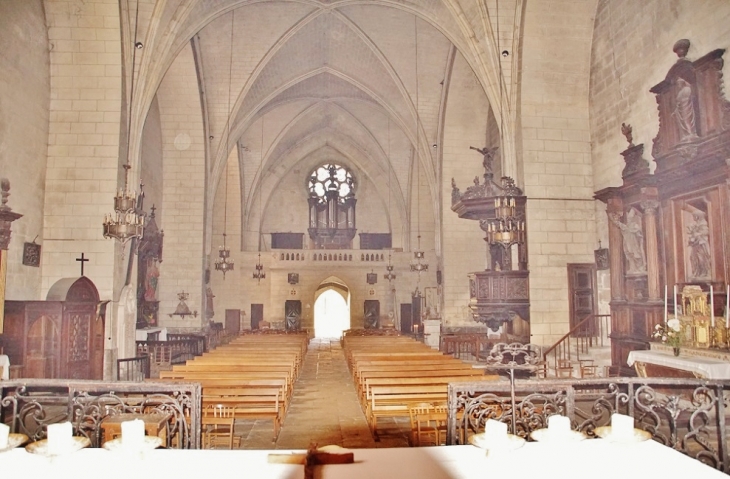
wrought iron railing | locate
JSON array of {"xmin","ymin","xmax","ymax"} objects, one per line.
[
  {"xmin": 447, "ymin": 377, "xmax": 730, "ymax": 473},
  {"xmin": 0, "ymin": 379, "xmax": 201, "ymax": 449},
  {"xmin": 117, "ymin": 355, "xmax": 150, "ymax": 381},
  {"xmin": 542, "ymin": 314, "xmax": 611, "ymax": 374}
]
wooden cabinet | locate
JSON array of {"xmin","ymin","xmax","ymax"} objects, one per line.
[{"xmin": 0, "ymin": 276, "xmax": 105, "ymax": 379}]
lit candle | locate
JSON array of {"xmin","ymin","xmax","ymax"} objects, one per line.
[
  {"xmin": 47, "ymin": 422, "xmax": 72, "ymax": 455},
  {"xmin": 674, "ymin": 284, "xmax": 678, "ymax": 320},
  {"xmin": 664, "ymin": 285, "xmax": 668, "ymax": 325},
  {"xmin": 121, "ymin": 419, "xmax": 145, "ymax": 449},
  {"xmin": 710, "ymin": 285, "xmax": 715, "ymax": 328},
  {"xmin": 611, "ymin": 413, "xmax": 634, "ymax": 439}
]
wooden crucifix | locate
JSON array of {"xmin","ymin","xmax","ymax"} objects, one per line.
[{"xmin": 76, "ymin": 253, "xmax": 89, "ymax": 276}]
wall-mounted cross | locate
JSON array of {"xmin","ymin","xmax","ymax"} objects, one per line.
[{"xmin": 76, "ymin": 253, "xmax": 89, "ymax": 276}]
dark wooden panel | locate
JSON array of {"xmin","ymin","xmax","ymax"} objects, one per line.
[
  {"xmin": 271, "ymin": 233, "xmax": 304, "ymax": 249},
  {"xmin": 359, "ymin": 233, "xmax": 392, "ymax": 250}
]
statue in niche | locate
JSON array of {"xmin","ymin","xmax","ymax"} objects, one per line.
[
  {"xmin": 669, "ymin": 39, "xmax": 699, "ymax": 143},
  {"xmin": 143, "ymin": 259, "xmax": 160, "ymax": 302},
  {"xmin": 674, "ymin": 77, "xmax": 698, "ymax": 142},
  {"xmin": 609, "ymin": 208, "xmax": 647, "ymax": 275},
  {"xmin": 685, "ymin": 206, "xmax": 711, "ymax": 279}
]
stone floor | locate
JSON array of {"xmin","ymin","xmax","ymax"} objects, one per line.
[{"xmin": 233, "ymin": 338, "xmax": 412, "ymax": 450}]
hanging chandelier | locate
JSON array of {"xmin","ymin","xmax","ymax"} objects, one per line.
[
  {"xmin": 103, "ymin": 163, "xmax": 145, "ymax": 245},
  {"xmin": 385, "ymin": 255, "xmax": 397, "ymax": 282},
  {"xmin": 410, "ymin": 235, "xmax": 429, "ymax": 273},
  {"xmin": 252, "ymin": 115, "xmax": 266, "ymax": 283},
  {"xmin": 485, "ymin": 196, "xmax": 525, "ymax": 248},
  {"xmin": 252, "ymin": 252, "xmax": 265, "ymax": 282},
  {"xmin": 103, "ymin": 2, "xmax": 144, "ymax": 246},
  {"xmin": 409, "ymin": 18, "xmax": 428, "ymax": 277},
  {"xmin": 215, "ymin": 233, "xmax": 234, "ymax": 277},
  {"xmin": 215, "ymin": 12, "xmax": 236, "ymax": 279}
]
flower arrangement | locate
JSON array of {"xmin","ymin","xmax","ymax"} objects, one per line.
[{"xmin": 652, "ymin": 318, "xmax": 682, "ymax": 348}]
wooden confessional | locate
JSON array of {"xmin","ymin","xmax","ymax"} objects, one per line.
[{"xmin": 0, "ymin": 276, "xmax": 105, "ymax": 379}]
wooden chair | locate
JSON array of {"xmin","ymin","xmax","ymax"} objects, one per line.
[
  {"xmin": 579, "ymin": 360, "xmax": 598, "ymax": 378},
  {"xmin": 534, "ymin": 360, "xmax": 548, "ymax": 379},
  {"xmin": 202, "ymin": 404, "xmax": 241, "ymax": 449},
  {"xmin": 408, "ymin": 403, "xmax": 439, "ymax": 447},
  {"xmin": 556, "ymin": 359, "xmax": 573, "ymax": 378}
]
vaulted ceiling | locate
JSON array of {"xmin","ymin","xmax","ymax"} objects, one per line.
[{"xmin": 128, "ymin": 0, "xmax": 516, "ymax": 237}]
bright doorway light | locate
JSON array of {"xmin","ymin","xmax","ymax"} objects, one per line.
[{"xmin": 314, "ymin": 289, "xmax": 350, "ymax": 338}]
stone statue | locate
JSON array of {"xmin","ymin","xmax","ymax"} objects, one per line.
[
  {"xmin": 674, "ymin": 77, "xmax": 698, "ymax": 142},
  {"xmin": 686, "ymin": 208, "xmax": 711, "ymax": 279},
  {"xmin": 205, "ymin": 286, "xmax": 215, "ymax": 319},
  {"xmin": 610, "ymin": 208, "xmax": 647, "ymax": 274},
  {"xmin": 621, "ymin": 123, "xmax": 634, "ymax": 147},
  {"xmin": 450, "ymin": 178, "xmax": 460, "ymax": 204},
  {"xmin": 470, "ymin": 146, "xmax": 499, "ymax": 175}
]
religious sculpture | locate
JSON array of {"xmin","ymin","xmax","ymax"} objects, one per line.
[
  {"xmin": 685, "ymin": 207, "xmax": 711, "ymax": 279},
  {"xmin": 144, "ymin": 259, "xmax": 160, "ymax": 302},
  {"xmin": 450, "ymin": 178, "xmax": 460, "ymax": 204},
  {"xmin": 470, "ymin": 146, "xmax": 499, "ymax": 176},
  {"xmin": 674, "ymin": 77, "xmax": 698, "ymax": 142},
  {"xmin": 610, "ymin": 208, "xmax": 647, "ymax": 274},
  {"xmin": 205, "ymin": 286, "xmax": 215, "ymax": 319}
]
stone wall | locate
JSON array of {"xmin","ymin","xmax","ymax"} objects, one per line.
[{"xmin": 0, "ymin": 0, "xmax": 49, "ymax": 300}]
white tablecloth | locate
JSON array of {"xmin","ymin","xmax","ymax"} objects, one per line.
[
  {"xmin": 0, "ymin": 354, "xmax": 9, "ymax": 380},
  {"xmin": 627, "ymin": 350, "xmax": 730, "ymax": 379},
  {"xmin": 0, "ymin": 440, "xmax": 724, "ymax": 478}
]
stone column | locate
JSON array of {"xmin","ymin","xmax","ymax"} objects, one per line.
[
  {"xmin": 641, "ymin": 189, "xmax": 661, "ymax": 301},
  {"xmin": 0, "ymin": 179, "xmax": 23, "ymax": 334}
]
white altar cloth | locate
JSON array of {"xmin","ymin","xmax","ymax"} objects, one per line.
[
  {"xmin": 0, "ymin": 354, "xmax": 9, "ymax": 380},
  {"xmin": 627, "ymin": 350, "xmax": 730, "ymax": 379},
  {"xmin": 0, "ymin": 439, "xmax": 724, "ymax": 478}
]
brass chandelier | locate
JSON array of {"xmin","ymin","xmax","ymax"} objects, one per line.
[
  {"xmin": 215, "ymin": 12, "xmax": 236, "ymax": 278},
  {"xmin": 486, "ymin": 196, "xmax": 525, "ymax": 248},
  {"xmin": 103, "ymin": 1, "xmax": 144, "ymax": 246}
]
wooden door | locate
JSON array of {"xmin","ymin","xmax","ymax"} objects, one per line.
[
  {"xmin": 400, "ymin": 303, "xmax": 412, "ymax": 333},
  {"xmin": 250, "ymin": 304, "xmax": 263, "ymax": 330},
  {"xmin": 364, "ymin": 300, "xmax": 379, "ymax": 329},
  {"xmin": 26, "ymin": 315, "xmax": 60, "ymax": 378},
  {"xmin": 285, "ymin": 300, "xmax": 301, "ymax": 331},
  {"xmin": 225, "ymin": 309, "xmax": 241, "ymax": 334},
  {"xmin": 568, "ymin": 263, "xmax": 597, "ymax": 336}
]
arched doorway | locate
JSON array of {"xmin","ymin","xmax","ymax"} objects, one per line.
[{"xmin": 314, "ymin": 289, "xmax": 350, "ymax": 338}]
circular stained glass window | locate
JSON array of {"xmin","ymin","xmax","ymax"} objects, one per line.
[{"xmin": 307, "ymin": 164, "xmax": 355, "ymax": 204}]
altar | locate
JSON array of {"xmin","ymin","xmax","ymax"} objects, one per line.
[
  {"xmin": 627, "ymin": 347, "xmax": 730, "ymax": 379},
  {"xmin": 1, "ymin": 440, "xmax": 725, "ymax": 479}
]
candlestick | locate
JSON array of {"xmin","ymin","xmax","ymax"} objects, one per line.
[
  {"xmin": 710, "ymin": 285, "xmax": 715, "ymax": 328},
  {"xmin": 0, "ymin": 423, "xmax": 9, "ymax": 448},
  {"xmin": 726, "ymin": 285, "xmax": 729, "ymax": 329},
  {"xmin": 674, "ymin": 284, "xmax": 678, "ymax": 320},
  {"xmin": 664, "ymin": 285, "xmax": 668, "ymax": 325}
]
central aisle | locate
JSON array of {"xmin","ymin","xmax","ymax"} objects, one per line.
[{"xmin": 237, "ymin": 338, "xmax": 411, "ymax": 449}]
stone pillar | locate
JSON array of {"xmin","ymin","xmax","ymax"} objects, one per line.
[
  {"xmin": 641, "ymin": 189, "xmax": 661, "ymax": 301},
  {"xmin": 0, "ymin": 179, "xmax": 23, "ymax": 334}
]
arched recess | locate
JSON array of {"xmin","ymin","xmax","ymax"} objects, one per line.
[{"xmin": 313, "ymin": 277, "xmax": 351, "ymax": 338}]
